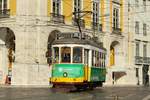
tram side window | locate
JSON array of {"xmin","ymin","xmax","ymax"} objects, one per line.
[
  {"xmin": 73, "ymin": 47, "xmax": 82, "ymax": 63},
  {"xmin": 101, "ymin": 53, "xmax": 105, "ymax": 68},
  {"xmin": 92, "ymin": 50, "xmax": 98, "ymax": 67},
  {"xmin": 53, "ymin": 47, "xmax": 59, "ymax": 63},
  {"xmin": 95, "ymin": 51, "xmax": 99, "ymax": 67},
  {"xmin": 61, "ymin": 47, "xmax": 71, "ymax": 63}
]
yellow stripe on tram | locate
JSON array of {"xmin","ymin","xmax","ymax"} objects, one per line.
[{"xmin": 51, "ymin": 77, "xmax": 84, "ymax": 83}]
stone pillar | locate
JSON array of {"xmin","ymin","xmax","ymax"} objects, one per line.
[{"xmin": 0, "ymin": 40, "xmax": 8, "ymax": 84}]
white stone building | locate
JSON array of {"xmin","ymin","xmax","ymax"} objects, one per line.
[
  {"xmin": 126, "ymin": 0, "xmax": 150, "ymax": 86},
  {"xmin": 0, "ymin": 0, "xmax": 149, "ymax": 86}
]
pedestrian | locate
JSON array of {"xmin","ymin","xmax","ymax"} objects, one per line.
[{"xmin": 145, "ymin": 74, "xmax": 149, "ymax": 86}]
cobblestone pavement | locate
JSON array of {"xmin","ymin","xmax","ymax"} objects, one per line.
[{"xmin": 0, "ymin": 86, "xmax": 150, "ymax": 100}]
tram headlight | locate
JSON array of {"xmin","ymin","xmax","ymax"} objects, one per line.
[{"xmin": 63, "ymin": 72, "xmax": 68, "ymax": 77}]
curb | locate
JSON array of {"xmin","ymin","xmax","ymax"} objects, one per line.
[{"xmin": 0, "ymin": 85, "xmax": 53, "ymax": 88}]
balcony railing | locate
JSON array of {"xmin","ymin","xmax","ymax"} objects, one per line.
[
  {"xmin": 135, "ymin": 56, "xmax": 143, "ymax": 64},
  {"xmin": 50, "ymin": 13, "xmax": 65, "ymax": 24},
  {"xmin": 91, "ymin": 22, "xmax": 102, "ymax": 31},
  {"xmin": 143, "ymin": 57, "xmax": 150, "ymax": 64},
  {"xmin": 72, "ymin": 18, "xmax": 85, "ymax": 28},
  {"xmin": 135, "ymin": 56, "xmax": 150, "ymax": 65},
  {"xmin": 112, "ymin": 27, "xmax": 122, "ymax": 35},
  {"xmin": 0, "ymin": 9, "xmax": 10, "ymax": 18}
]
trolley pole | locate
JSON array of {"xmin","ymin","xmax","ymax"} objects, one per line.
[
  {"xmin": 75, "ymin": 17, "xmax": 82, "ymax": 39},
  {"xmin": 73, "ymin": 11, "xmax": 92, "ymax": 39}
]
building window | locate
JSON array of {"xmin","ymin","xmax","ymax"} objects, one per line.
[
  {"xmin": 135, "ymin": 42, "xmax": 140, "ymax": 56},
  {"xmin": 135, "ymin": 21, "xmax": 139, "ymax": 34},
  {"xmin": 73, "ymin": 0, "xmax": 85, "ymax": 27},
  {"xmin": 143, "ymin": 0, "xmax": 146, "ymax": 11},
  {"xmin": 74, "ymin": 0, "xmax": 81, "ymax": 18},
  {"xmin": 113, "ymin": 8, "xmax": 119, "ymax": 29},
  {"xmin": 143, "ymin": 23, "xmax": 147, "ymax": 36},
  {"xmin": 52, "ymin": 0, "xmax": 61, "ymax": 14},
  {"xmin": 93, "ymin": 2, "xmax": 99, "ymax": 24},
  {"xmin": 0, "ymin": 0, "xmax": 7, "ymax": 10},
  {"xmin": 0, "ymin": 0, "xmax": 10, "ymax": 18},
  {"xmin": 135, "ymin": 0, "xmax": 139, "ymax": 7},
  {"xmin": 143, "ymin": 44, "xmax": 147, "ymax": 57},
  {"xmin": 92, "ymin": 1, "xmax": 100, "ymax": 31}
]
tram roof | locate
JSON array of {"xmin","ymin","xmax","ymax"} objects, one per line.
[{"xmin": 52, "ymin": 32, "xmax": 106, "ymax": 50}]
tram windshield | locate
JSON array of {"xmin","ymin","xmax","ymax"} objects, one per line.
[
  {"xmin": 73, "ymin": 47, "xmax": 82, "ymax": 63},
  {"xmin": 61, "ymin": 47, "xmax": 71, "ymax": 63}
]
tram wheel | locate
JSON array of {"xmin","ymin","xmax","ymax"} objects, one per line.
[
  {"xmin": 89, "ymin": 86, "xmax": 94, "ymax": 90},
  {"xmin": 88, "ymin": 83, "xmax": 96, "ymax": 90},
  {"xmin": 52, "ymin": 84, "xmax": 56, "ymax": 88},
  {"xmin": 74, "ymin": 85, "xmax": 87, "ymax": 91}
]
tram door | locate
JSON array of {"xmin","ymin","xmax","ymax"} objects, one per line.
[
  {"xmin": 84, "ymin": 49, "xmax": 89, "ymax": 81},
  {"xmin": 142, "ymin": 65, "xmax": 149, "ymax": 86}
]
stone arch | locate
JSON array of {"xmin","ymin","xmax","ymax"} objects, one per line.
[
  {"xmin": 46, "ymin": 30, "xmax": 61, "ymax": 64},
  {"xmin": 0, "ymin": 27, "xmax": 15, "ymax": 84},
  {"xmin": 48, "ymin": 30, "xmax": 61, "ymax": 46},
  {"xmin": 110, "ymin": 41, "xmax": 120, "ymax": 49},
  {"xmin": 0, "ymin": 27, "xmax": 15, "ymax": 51}
]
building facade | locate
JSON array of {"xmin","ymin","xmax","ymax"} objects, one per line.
[
  {"xmin": 127, "ymin": 0, "xmax": 150, "ymax": 86},
  {"xmin": 0, "ymin": 0, "xmax": 149, "ymax": 86}
]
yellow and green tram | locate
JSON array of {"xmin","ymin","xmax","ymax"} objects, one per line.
[{"xmin": 50, "ymin": 32, "xmax": 106, "ymax": 90}]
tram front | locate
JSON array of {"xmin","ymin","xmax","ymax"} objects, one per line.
[{"xmin": 50, "ymin": 46, "xmax": 85, "ymax": 87}]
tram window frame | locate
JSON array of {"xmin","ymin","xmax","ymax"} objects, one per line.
[
  {"xmin": 92, "ymin": 50, "xmax": 95, "ymax": 66},
  {"xmin": 102, "ymin": 53, "xmax": 104, "ymax": 60},
  {"xmin": 53, "ymin": 47, "xmax": 59, "ymax": 63},
  {"xmin": 104, "ymin": 61, "xmax": 105, "ymax": 68},
  {"xmin": 98, "ymin": 52, "xmax": 101, "ymax": 67},
  {"xmin": 100, "ymin": 52, "xmax": 101, "ymax": 59},
  {"xmin": 84, "ymin": 49, "xmax": 89, "ymax": 65},
  {"xmin": 94, "ymin": 51, "xmax": 96, "ymax": 67},
  {"xmin": 104, "ymin": 53, "xmax": 106, "ymax": 68},
  {"xmin": 99, "ymin": 52, "xmax": 102, "ymax": 67},
  {"xmin": 102, "ymin": 53, "xmax": 104, "ymax": 67},
  {"xmin": 73, "ymin": 47, "xmax": 82, "ymax": 63},
  {"xmin": 102, "ymin": 53, "xmax": 106, "ymax": 68},
  {"xmin": 61, "ymin": 47, "xmax": 71, "ymax": 63},
  {"xmin": 104, "ymin": 53, "xmax": 106, "ymax": 60}
]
